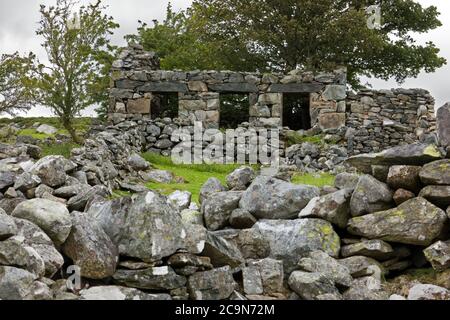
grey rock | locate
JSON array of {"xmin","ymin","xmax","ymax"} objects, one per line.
[
  {"xmin": 341, "ymin": 240, "xmax": 394, "ymax": 261},
  {"xmin": 62, "ymin": 211, "xmax": 118, "ymax": 279},
  {"xmin": 288, "ymin": 271, "xmax": 340, "ymax": 300},
  {"xmin": 36, "ymin": 124, "xmax": 57, "ymax": 135},
  {"xmin": 0, "ymin": 266, "xmax": 38, "ymax": 300},
  {"xmin": 80, "ymin": 286, "xmax": 171, "ymax": 300},
  {"xmin": 407, "ymin": 284, "xmax": 450, "ymax": 300},
  {"xmin": 253, "ymin": 219, "xmax": 340, "ymax": 273},
  {"xmin": 229, "ymin": 209, "xmax": 257, "ymax": 229},
  {"xmin": 343, "ymin": 276, "xmax": 389, "ymax": 300},
  {"xmin": 202, "ymin": 232, "xmax": 244, "ymax": 268},
  {"xmin": 199, "ymin": 177, "xmax": 227, "ymax": 204},
  {"xmin": 127, "ymin": 153, "xmax": 149, "ymax": 171},
  {"xmin": 53, "ymin": 184, "xmax": 86, "ymax": 199},
  {"xmin": 247, "ymin": 258, "xmax": 284, "ymax": 295},
  {"xmin": 0, "ymin": 210, "xmax": 17, "ymax": 240},
  {"xmin": 240, "ymin": 176, "xmax": 320, "ymax": 219},
  {"xmin": 168, "ymin": 190, "xmax": 192, "ymax": 211},
  {"xmin": 12, "ymin": 198, "xmax": 72, "ymax": 246},
  {"xmin": 299, "ymin": 189, "xmax": 352, "ymax": 228},
  {"xmin": 67, "ymin": 185, "xmax": 109, "ymax": 211},
  {"xmin": 242, "ymin": 266, "xmax": 264, "ymax": 295},
  {"xmin": 0, "ymin": 237, "xmax": 46, "ymax": 277},
  {"xmin": 348, "ymin": 197, "xmax": 447, "ymax": 246},
  {"xmin": 226, "ymin": 166, "xmax": 255, "ymax": 190},
  {"xmin": 350, "ymin": 175, "xmax": 393, "ymax": 217},
  {"xmin": 142, "ymin": 170, "xmax": 174, "ymax": 183},
  {"xmin": 339, "ymin": 256, "xmax": 386, "ymax": 279},
  {"xmin": 0, "ymin": 171, "xmax": 16, "ymax": 190},
  {"xmin": 180, "ymin": 209, "xmax": 203, "ymax": 226},
  {"xmin": 423, "ymin": 241, "xmax": 450, "ymax": 272},
  {"xmin": 13, "ymin": 173, "xmax": 41, "ymax": 192},
  {"xmin": 437, "ymin": 103, "xmax": 450, "ymax": 148},
  {"xmin": 202, "ymin": 191, "xmax": 242, "ymax": 231},
  {"xmin": 113, "ymin": 266, "xmax": 186, "ymax": 290},
  {"xmin": 334, "ymin": 173, "xmax": 360, "ymax": 190},
  {"xmin": 298, "ymin": 250, "xmax": 353, "ymax": 288},
  {"xmin": 30, "ymin": 156, "xmax": 75, "ymax": 187},
  {"xmin": 387, "ymin": 165, "xmax": 422, "ymax": 192},
  {"xmin": 419, "ymin": 185, "xmax": 450, "ymax": 208},
  {"xmin": 187, "ymin": 266, "xmax": 236, "ymax": 300},
  {"xmin": 419, "ymin": 159, "xmax": 450, "ymax": 185}
]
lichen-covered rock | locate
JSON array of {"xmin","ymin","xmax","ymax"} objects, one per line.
[
  {"xmin": 423, "ymin": 241, "xmax": 450, "ymax": 272},
  {"xmin": 247, "ymin": 258, "xmax": 284, "ymax": 295},
  {"xmin": 299, "ymin": 189, "xmax": 352, "ymax": 228},
  {"xmin": 202, "ymin": 191, "xmax": 242, "ymax": 231},
  {"xmin": 419, "ymin": 185, "xmax": 450, "ymax": 208},
  {"xmin": 242, "ymin": 266, "xmax": 264, "ymax": 295},
  {"xmin": 350, "ymin": 175, "xmax": 393, "ymax": 217},
  {"xmin": 235, "ymin": 228, "xmax": 270, "ymax": 260},
  {"xmin": 30, "ymin": 155, "xmax": 75, "ymax": 187},
  {"xmin": 168, "ymin": 190, "xmax": 192, "ymax": 211},
  {"xmin": 0, "ymin": 171, "xmax": 16, "ymax": 190},
  {"xmin": 199, "ymin": 177, "xmax": 227, "ymax": 204},
  {"xmin": 0, "ymin": 266, "xmax": 38, "ymax": 300},
  {"xmin": 347, "ymin": 197, "xmax": 447, "ymax": 246},
  {"xmin": 113, "ymin": 266, "xmax": 186, "ymax": 291},
  {"xmin": 67, "ymin": 185, "xmax": 109, "ymax": 212},
  {"xmin": 226, "ymin": 166, "xmax": 255, "ymax": 190},
  {"xmin": 253, "ymin": 219, "xmax": 340, "ymax": 273},
  {"xmin": 334, "ymin": 173, "xmax": 360, "ymax": 191},
  {"xmin": 288, "ymin": 271, "xmax": 340, "ymax": 300},
  {"xmin": 298, "ymin": 250, "xmax": 353, "ymax": 288},
  {"xmin": 187, "ymin": 266, "xmax": 236, "ymax": 300},
  {"xmin": 341, "ymin": 240, "xmax": 394, "ymax": 261},
  {"xmin": 12, "ymin": 198, "xmax": 72, "ymax": 246},
  {"xmin": 127, "ymin": 153, "xmax": 149, "ymax": 171},
  {"xmin": 419, "ymin": 159, "xmax": 450, "ymax": 185},
  {"xmin": 387, "ymin": 165, "xmax": 422, "ymax": 192},
  {"xmin": 407, "ymin": 284, "xmax": 450, "ymax": 300},
  {"xmin": 13, "ymin": 173, "xmax": 41, "ymax": 192},
  {"xmin": 393, "ymin": 188, "xmax": 415, "ymax": 206},
  {"xmin": 53, "ymin": 184, "xmax": 86, "ymax": 199},
  {"xmin": 180, "ymin": 209, "xmax": 203, "ymax": 226},
  {"xmin": 141, "ymin": 169, "xmax": 174, "ymax": 183},
  {"xmin": 80, "ymin": 286, "xmax": 171, "ymax": 300},
  {"xmin": 229, "ymin": 209, "xmax": 257, "ymax": 229},
  {"xmin": 240, "ymin": 176, "xmax": 320, "ymax": 219},
  {"xmin": 339, "ymin": 256, "xmax": 386, "ymax": 279},
  {"xmin": 202, "ymin": 232, "xmax": 244, "ymax": 268},
  {"xmin": 0, "ymin": 237, "xmax": 45, "ymax": 277},
  {"xmin": 437, "ymin": 103, "xmax": 450, "ymax": 148},
  {"xmin": 0, "ymin": 210, "xmax": 17, "ymax": 240},
  {"xmin": 343, "ymin": 276, "xmax": 389, "ymax": 300},
  {"xmin": 62, "ymin": 212, "xmax": 118, "ymax": 279}
]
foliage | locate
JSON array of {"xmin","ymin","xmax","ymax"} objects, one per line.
[
  {"xmin": 291, "ymin": 172, "xmax": 336, "ymax": 187},
  {"xmin": 0, "ymin": 53, "xmax": 36, "ymax": 115},
  {"xmin": 28, "ymin": 0, "xmax": 118, "ymax": 142},
  {"xmin": 131, "ymin": 1, "xmax": 446, "ymax": 87}
]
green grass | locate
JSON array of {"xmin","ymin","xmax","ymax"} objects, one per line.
[
  {"xmin": 0, "ymin": 117, "xmax": 92, "ymax": 132},
  {"xmin": 291, "ymin": 172, "xmax": 336, "ymax": 188},
  {"xmin": 286, "ymin": 131, "xmax": 324, "ymax": 147},
  {"xmin": 41, "ymin": 142, "xmax": 80, "ymax": 158},
  {"xmin": 142, "ymin": 152, "xmax": 251, "ymax": 204},
  {"xmin": 17, "ymin": 128, "xmax": 70, "ymax": 140}
]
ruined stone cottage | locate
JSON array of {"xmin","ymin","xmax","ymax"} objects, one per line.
[{"xmin": 109, "ymin": 45, "xmax": 436, "ymax": 155}]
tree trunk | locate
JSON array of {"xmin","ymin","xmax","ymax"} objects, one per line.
[{"xmin": 62, "ymin": 118, "xmax": 83, "ymax": 144}]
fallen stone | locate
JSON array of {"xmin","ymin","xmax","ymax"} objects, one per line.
[
  {"xmin": 235, "ymin": 229, "xmax": 270, "ymax": 260},
  {"xmin": 0, "ymin": 210, "xmax": 17, "ymax": 240},
  {"xmin": 127, "ymin": 153, "xmax": 149, "ymax": 171},
  {"xmin": 350, "ymin": 175, "xmax": 393, "ymax": 217},
  {"xmin": 247, "ymin": 258, "xmax": 284, "ymax": 295},
  {"xmin": 187, "ymin": 266, "xmax": 236, "ymax": 300},
  {"xmin": 168, "ymin": 190, "xmax": 192, "ymax": 211},
  {"xmin": 419, "ymin": 185, "xmax": 450, "ymax": 208},
  {"xmin": 419, "ymin": 159, "xmax": 450, "ymax": 185},
  {"xmin": 229, "ymin": 209, "xmax": 257, "ymax": 229},
  {"xmin": 36, "ymin": 124, "xmax": 57, "ymax": 135},
  {"xmin": 348, "ymin": 197, "xmax": 447, "ymax": 246},
  {"xmin": 341, "ymin": 240, "xmax": 394, "ymax": 261},
  {"xmin": 202, "ymin": 191, "xmax": 242, "ymax": 231},
  {"xmin": 0, "ymin": 266, "xmax": 38, "ymax": 300},
  {"xmin": 334, "ymin": 173, "xmax": 360, "ymax": 191},
  {"xmin": 423, "ymin": 241, "xmax": 450, "ymax": 272},
  {"xmin": 343, "ymin": 276, "xmax": 389, "ymax": 300},
  {"xmin": 226, "ymin": 166, "xmax": 255, "ymax": 190},
  {"xmin": 202, "ymin": 232, "xmax": 244, "ymax": 268},
  {"xmin": 407, "ymin": 284, "xmax": 450, "ymax": 300},
  {"xmin": 199, "ymin": 177, "xmax": 227, "ymax": 204},
  {"xmin": 387, "ymin": 165, "xmax": 422, "ymax": 192},
  {"xmin": 30, "ymin": 155, "xmax": 75, "ymax": 187}
]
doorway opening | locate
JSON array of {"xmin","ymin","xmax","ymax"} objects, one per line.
[{"xmin": 283, "ymin": 93, "xmax": 311, "ymax": 130}]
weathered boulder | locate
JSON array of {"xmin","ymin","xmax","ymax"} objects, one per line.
[
  {"xmin": 347, "ymin": 197, "xmax": 447, "ymax": 246},
  {"xmin": 407, "ymin": 284, "xmax": 450, "ymax": 300},
  {"xmin": 419, "ymin": 185, "xmax": 450, "ymax": 208},
  {"xmin": 67, "ymin": 185, "xmax": 109, "ymax": 212},
  {"xmin": 419, "ymin": 159, "xmax": 450, "ymax": 185},
  {"xmin": 0, "ymin": 210, "xmax": 17, "ymax": 240},
  {"xmin": 12, "ymin": 198, "xmax": 72, "ymax": 246},
  {"xmin": 346, "ymin": 143, "xmax": 444, "ymax": 174},
  {"xmin": 298, "ymin": 250, "xmax": 353, "ymax": 288},
  {"xmin": 187, "ymin": 266, "xmax": 236, "ymax": 300},
  {"xmin": 229, "ymin": 209, "xmax": 257, "ymax": 229},
  {"xmin": 180, "ymin": 209, "xmax": 203, "ymax": 226},
  {"xmin": 180, "ymin": 223, "xmax": 208, "ymax": 255},
  {"xmin": 288, "ymin": 271, "xmax": 340, "ymax": 300},
  {"xmin": 341, "ymin": 240, "xmax": 394, "ymax": 261},
  {"xmin": 127, "ymin": 153, "xmax": 149, "ymax": 171},
  {"xmin": 141, "ymin": 170, "xmax": 174, "ymax": 183},
  {"xmin": 393, "ymin": 188, "xmax": 415, "ymax": 206},
  {"xmin": 387, "ymin": 165, "xmax": 422, "ymax": 192},
  {"xmin": 53, "ymin": 184, "xmax": 86, "ymax": 199},
  {"xmin": 113, "ymin": 266, "xmax": 186, "ymax": 291},
  {"xmin": 0, "ymin": 171, "xmax": 16, "ymax": 190},
  {"xmin": 437, "ymin": 103, "xmax": 450, "ymax": 148},
  {"xmin": 334, "ymin": 173, "xmax": 360, "ymax": 191},
  {"xmin": 0, "ymin": 266, "xmax": 38, "ymax": 300},
  {"xmin": 240, "ymin": 176, "xmax": 320, "ymax": 219},
  {"xmin": 226, "ymin": 166, "xmax": 255, "ymax": 190},
  {"xmin": 343, "ymin": 276, "xmax": 389, "ymax": 300},
  {"xmin": 13, "ymin": 173, "xmax": 41, "ymax": 192},
  {"xmin": 247, "ymin": 258, "xmax": 284, "ymax": 295},
  {"xmin": 299, "ymin": 189, "xmax": 352, "ymax": 228},
  {"xmin": 0, "ymin": 237, "xmax": 45, "ymax": 277},
  {"xmin": 423, "ymin": 241, "xmax": 450, "ymax": 272},
  {"xmin": 62, "ymin": 211, "xmax": 118, "ymax": 279},
  {"xmin": 202, "ymin": 191, "xmax": 242, "ymax": 231},
  {"xmin": 199, "ymin": 177, "xmax": 227, "ymax": 204},
  {"xmin": 36, "ymin": 124, "xmax": 57, "ymax": 135},
  {"xmin": 253, "ymin": 219, "xmax": 340, "ymax": 273},
  {"xmin": 235, "ymin": 229, "xmax": 270, "ymax": 260},
  {"xmin": 80, "ymin": 286, "xmax": 171, "ymax": 300},
  {"xmin": 350, "ymin": 175, "xmax": 393, "ymax": 217},
  {"xmin": 202, "ymin": 232, "xmax": 244, "ymax": 268},
  {"xmin": 167, "ymin": 190, "xmax": 192, "ymax": 211},
  {"xmin": 242, "ymin": 266, "xmax": 263, "ymax": 295},
  {"xmin": 30, "ymin": 155, "xmax": 75, "ymax": 187},
  {"xmin": 339, "ymin": 256, "xmax": 386, "ymax": 279}
]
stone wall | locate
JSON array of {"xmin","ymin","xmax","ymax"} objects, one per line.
[
  {"xmin": 345, "ymin": 89, "xmax": 436, "ymax": 154},
  {"xmin": 109, "ymin": 45, "xmax": 348, "ymax": 131}
]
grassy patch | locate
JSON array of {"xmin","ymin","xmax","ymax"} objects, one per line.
[
  {"xmin": 0, "ymin": 117, "xmax": 92, "ymax": 132},
  {"xmin": 291, "ymin": 172, "xmax": 336, "ymax": 188},
  {"xmin": 285, "ymin": 131, "xmax": 324, "ymax": 147},
  {"xmin": 17, "ymin": 128, "xmax": 69, "ymax": 140},
  {"xmin": 142, "ymin": 153, "xmax": 256, "ymax": 203},
  {"xmin": 41, "ymin": 143, "xmax": 80, "ymax": 158}
]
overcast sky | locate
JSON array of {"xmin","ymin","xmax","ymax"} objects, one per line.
[{"xmin": 0, "ymin": 0, "xmax": 449, "ymax": 117}]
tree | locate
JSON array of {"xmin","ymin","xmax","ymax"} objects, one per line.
[
  {"xmin": 0, "ymin": 53, "xmax": 35, "ymax": 115},
  {"xmin": 133, "ymin": 0, "xmax": 446, "ymax": 87},
  {"xmin": 31, "ymin": 0, "xmax": 118, "ymax": 142}
]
